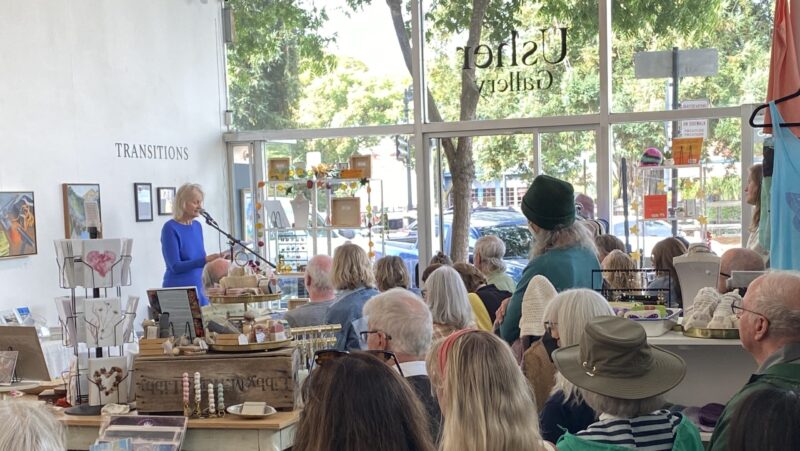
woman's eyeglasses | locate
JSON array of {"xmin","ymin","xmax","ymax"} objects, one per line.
[
  {"xmin": 312, "ymin": 349, "xmax": 405, "ymax": 377},
  {"xmin": 730, "ymin": 298, "xmax": 770, "ymax": 324}
]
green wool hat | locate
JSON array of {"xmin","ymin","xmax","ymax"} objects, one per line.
[{"xmin": 521, "ymin": 175, "xmax": 576, "ymax": 230}]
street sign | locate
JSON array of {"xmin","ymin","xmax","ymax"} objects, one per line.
[
  {"xmin": 634, "ymin": 48, "xmax": 719, "ymax": 79},
  {"xmin": 680, "ymin": 99, "xmax": 710, "ymax": 138}
]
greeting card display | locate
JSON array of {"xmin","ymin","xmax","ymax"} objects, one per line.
[
  {"xmin": 55, "ymin": 239, "xmax": 133, "ymax": 289},
  {"xmin": 84, "ymin": 297, "xmax": 124, "ymax": 347}
]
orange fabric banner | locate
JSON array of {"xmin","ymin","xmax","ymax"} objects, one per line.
[{"xmin": 766, "ymin": 0, "xmax": 800, "ymax": 137}]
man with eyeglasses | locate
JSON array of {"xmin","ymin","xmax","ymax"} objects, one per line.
[
  {"xmin": 362, "ymin": 288, "xmax": 442, "ymax": 443},
  {"xmin": 716, "ymin": 248, "xmax": 765, "ymax": 294},
  {"xmin": 709, "ymin": 271, "xmax": 800, "ymax": 451}
]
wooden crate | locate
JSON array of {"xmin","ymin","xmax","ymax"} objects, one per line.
[{"xmin": 134, "ymin": 347, "xmax": 299, "ymax": 413}]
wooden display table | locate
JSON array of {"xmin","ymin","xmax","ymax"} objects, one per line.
[{"xmin": 57, "ymin": 409, "xmax": 300, "ymax": 450}]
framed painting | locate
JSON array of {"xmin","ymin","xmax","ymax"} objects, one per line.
[
  {"xmin": 62, "ymin": 183, "xmax": 102, "ymax": 239},
  {"xmin": 0, "ymin": 191, "xmax": 37, "ymax": 258},
  {"xmin": 157, "ymin": 187, "xmax": 176, "ymax": 216},
  {"xmin": 134, "ymin": 183, "xmax": 153, "ymax": 222},
  {"xmin": 240, "ymin": 188, "xmax": 254, "ymax": 242}
]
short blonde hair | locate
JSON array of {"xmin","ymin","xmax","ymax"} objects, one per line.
[
  {"xmin": 332, "ymin": 243, "xmax": 376, "ymax": 290},
  {"xmin": 374, "ymin": 256, "xmax": 410, "ymax": 291},
  {"xmin": 174, "ymin": 183, "xmax": 204, "ymax": 220},
  {"xmin": 602, "ymin": 250, "xmax": 641, "ymax": 290},
  {"xmin": 0, "ymin": 401, "xmax": 65, "ymax": 451}
]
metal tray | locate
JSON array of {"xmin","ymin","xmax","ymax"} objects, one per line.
[
  {"xmin": 209, "ymin": 338, "xmax": 293, "ymax": 352},
  {"xmin": 226, "ymin": 403, "xmax": 277, "ymax": 419},
  {"xmin": 683, "ymin": 327, "xmax": 740, "ymax": 339}
]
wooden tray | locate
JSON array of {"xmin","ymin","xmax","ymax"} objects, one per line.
[
  {"xmin": 209, "ymin": 293, "xmax": 281, "ymax": 304},
  {"xmin": 210, "ymin": 338, "xmax": 293, "ymax": 352},
  {"xmin": 683, "ymin": 327, "xmax": 740, "ymax": 339}
]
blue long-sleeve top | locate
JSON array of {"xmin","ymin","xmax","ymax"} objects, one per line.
[{"xmin": 161, "ymin": 219, "xmax": 209, "ymax": 306}]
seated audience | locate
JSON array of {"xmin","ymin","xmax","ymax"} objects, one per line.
[
  {"xmin": 427, "ymin": 329, "xmax": 555, "ymax": 451},
  {"xmin": 424, "ymin": 266, "xmax": 482, "ymax": 340},
  {"xmin": 708, "ymin": 271, "xmax": 800, "ymax": 450},
  {"xmin": 500, "ymin": 175, "xmax": 600, "ymax": 345},
  {"xmin": 284, "ymin": 255, "xmax": 335, "ymax": 327},
  {"xmin": 602, "ymin": 249, "xmax": 641, "ymax": 291},
  {"xmin": 452, "ymin": 262, "xmax": 510, "ymax": 324},
  {"xmin": 363, "ymin": 288, "xmax": 442, "ymax": 442},
  {"xmin": 294, "ymin": 351, "xmax": 435, "ymax": 451},
  {"xmin": 539, "ymin": 289, "xmax": 615, "ymax": 443},
  {"xmin": 324, "ymin": 243, "xmax": 379, "ymax": 351},
  {"xmin": 594, "ymin": 234, "xmax": 626, "ymax": 263},
  {"xmin": 518, "ymin": 275, "xmax": 558, "ymax": 412},
  {"xmin": 581, "ymin": 218, "xmax": 606, "ymax": 238},
  {"xmin": 647, "ymin": 237, "xmax": 687, "ymax": 307},
  {"xmin": 0, "ymin": 401, "xmax": 65, "ymax": 451},
  {"xmin": 717, "ymin": 248, "xmax": 766, "ymax": 293},
  {"xmin": 374, "ymin": 255, "xmax": 412, "ymax": 292},
  {"xmin": 430, "ymin": 251, "xmax": 453, "ymax": 266},
  {"xmin": 552, "ymin": 316, "xmax": 702, "ymax": 450},
  {"xmin": 473, "ymin": 235, "xmax": 516, "ymax": 292},
  {"xmin": 575, "ymin": 193, "xmax": 595, "ymax": 219},
  {"xmin": 201, "ymin": 257, "xmax": 230, "ymax": 290},
  {"xmin": 728, "ymin": 386, "xmax": 800, "ymax": 451}
]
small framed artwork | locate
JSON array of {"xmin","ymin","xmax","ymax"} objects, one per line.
[
  {"xmin": 62, "ymin": 183, "xmax": 102, "ymax": 239},
  {"xmin": 331, "ymin": 197, "xmax": 361, "ymax": 227},
  {"xmin": 268, "ymin": 157, "xmax": 292, "ymax": 181},
  {"xmin": 240, "ymin": 188, "xmax": 254, "ymax": 242},
  {"xmin": 349, "ymin": 155, "xmax": 372, "ymax": 179},
  {"xmin": 157, "ymin": 187, "xmax": 176, "ymax": 216},
  {"xmin": 134, "ymin": 183, "xmax": 153, "ymax": 222},
  {"xmin": 0, "ymin": 191, "xmax": 37, "ymax": 259}
]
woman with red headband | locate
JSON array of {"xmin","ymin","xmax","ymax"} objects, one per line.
[{"xmin": 426, "ymin": 329, "xmax": 555, "ymax": 451}]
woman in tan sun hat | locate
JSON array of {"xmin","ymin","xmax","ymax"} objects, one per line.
[{"xmin": 552, "ymin": 316, "xmax": 703, "ymax": 450}]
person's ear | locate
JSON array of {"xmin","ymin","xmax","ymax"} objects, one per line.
[{"xmin": 753, "ymin": 317, "xmax": 770, "ymax": 341}]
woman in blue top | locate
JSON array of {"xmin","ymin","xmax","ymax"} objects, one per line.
[{"xmin": 161, "ymin": 183, "xmax": 221, "ymax": 306}]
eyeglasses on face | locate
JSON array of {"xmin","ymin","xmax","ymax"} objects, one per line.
[
  {"xmin": 312, "ymin": 349, "xmax": 404, "ymax": 377},
  {"xmin": 359, "ymin": 330, "xmax": 392, "ymax": 342},
  {"xmin": 730, "ymin": 298, "xmax": 770, "ymax": 324}
]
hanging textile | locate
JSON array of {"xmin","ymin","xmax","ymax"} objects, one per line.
[
  {"xmin": 765, "ymin": 0, "xmax": 800, "ymax": 137},
  {"xmin": 768, "ymin": 102, "xmax": 800, "ymax": 271}
]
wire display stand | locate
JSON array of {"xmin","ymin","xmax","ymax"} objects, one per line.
[{"xmin": 592, "ymin": 268, "xmax": 672, "ymax": 306}]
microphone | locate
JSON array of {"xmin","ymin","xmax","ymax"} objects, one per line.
[{"xmin": 199, "ymin": 209, "xmax": 218, "ymax": 225}]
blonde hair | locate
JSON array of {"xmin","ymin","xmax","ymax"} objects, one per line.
[
  {"xmin": 602, "ymin": 250, "xmax": 641, "ymax": 290},
  {"xmin": 173, "ymin": 183, "xmax": 204, "ymax": 221},
  {"xmin": 374, "ymin": 256, "xmax": 410, "ymax": 291},
  {"xmin": 748, "ymin": 164, "xmax": 763, "ymax": 232},
  {"xmin": 0, "ymin": 401, "xmax": 65, "ymax": 451},
  {"xmin": 332, "ymin": 243, "xmax": 376, "ymax": 290},
  {"xmin": 427, "ymin": 331, "xmax": 546, "ymax": 451}
]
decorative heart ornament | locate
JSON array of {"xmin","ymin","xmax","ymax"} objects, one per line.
[
  {"xmin": 85, "ymin": 251, "xmax": 116, "ymax": 277},
  {"xmin": 93, "ymin": 366, "xmax": 124, "ymax": 396}
]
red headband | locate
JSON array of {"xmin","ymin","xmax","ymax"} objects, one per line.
[{"xmin": 437, "ymin": 328, "xmax": 478, "ymax": 380}]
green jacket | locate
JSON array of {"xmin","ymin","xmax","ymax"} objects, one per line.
[
  {"xmin": 499, "ymin": 246, "xmax": 600, "ymax": 344},
  {"xmin": 556, "ymin": 415, "xmax": 704, "ymax": 451},
  {"xmin": 707, "ymin": 360, "xmax": 800, "ymax": 451}
]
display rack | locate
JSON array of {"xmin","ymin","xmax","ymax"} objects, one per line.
[{"xmin": 592, "ymin": 268, "xmax": 672, "ymax": 305}]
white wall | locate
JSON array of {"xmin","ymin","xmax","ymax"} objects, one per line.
[{"xmin": 0, "ymin": 0, "xmax": 229, "ymax": 326}]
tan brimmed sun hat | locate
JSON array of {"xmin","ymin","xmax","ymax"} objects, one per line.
[{"xmin": 519, "ymin": 275, "xmax": 557, "ymax": 337}]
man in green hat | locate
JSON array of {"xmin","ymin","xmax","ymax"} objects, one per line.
[{"xmin": 499, "ymin": 174, "xmax": 601, "ymax": 344}]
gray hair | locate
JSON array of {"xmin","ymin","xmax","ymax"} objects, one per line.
[
  {"xmin": 424, "ymin": 266, "xmax": 473, "ymax": 329},
  {"xmin": 475, "ymin": 235, "xmax": 507, "ymax": 274},
  {"xmin": 531, "ymin": 220, "xmax": 598, "ymax": 259},
  {"xmin": 751, "ymin": 271, "xmax": 800, "ymax": 340},
  {"xmin": 544, "ymin": 289, "xmax": 615, "ymax": 403},
  {"xmin": 363, "ymin": 288, "xmax": 433, "ymax": 357},
  {"xmin": 173, "ymin": 183, "xmax": 204, "ymax": 221},
  {"xmin": 580, "ymin": 389, "xmax": 666, "ymax": 418},
  {"xmin": 305, "ymin": 255, "xmax": 334, "ymax": 292},
  {"xmin": 0, "ymin": 401, "xmax": 65, "ymax": 451}
]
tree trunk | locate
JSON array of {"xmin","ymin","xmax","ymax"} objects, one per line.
[{"xmin": 385, "ymin": 0, "xmax": 487, "ymax": 263}]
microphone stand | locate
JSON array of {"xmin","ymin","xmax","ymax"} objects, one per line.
[{"xmin": 202, "ymin": 217, "xmax": 276, "ymax": 269}]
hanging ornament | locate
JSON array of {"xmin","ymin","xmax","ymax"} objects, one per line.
[
  {"xmin": 255, "ymin": 222, "xmax": 263, "ymax": 230},
  {"xmin": 630, "ymin": 250, "xmax": 641, "ymax": 262},
  {"xmin": 307, "ymin": 180, "xmax": 314, "ymax": 189},
  {"xmin": 257, "ymin": 180, "xmax": 266, "ymax": 189},
  {"xmin": 257, "ymin": 240, "xmax": 265, "ymax": 247},
  {"xmin": 349, "ymin": 181, "xmax": 358, "ymax": 190},
  {"xmin": 630, "ymin": 224, "xmax": 639, "ymax": 235},
  {"xmin": 288, "ymin": 169, "xmax": 295, "ymax": 178},
  {"xmin": 656, "ymin": 181, "xmax": 666, "ymax": 192},
  {"xmin": 296, "ymin": 167, "xmax": 305, "ymax": 177},
  {"xmin": 630, "ymin": 200, "xmax": 639, "ymax": 211},
  {"xmin": 368, "ymin": 250, "xmax": 376, "ymax": 258},
  {"xmin": 698, "ymin": 215, "xmax": 708, "ymax": 225},
  {"xmin": 255, "ymin": 202, "xmax": 262, "ymax": 210}
]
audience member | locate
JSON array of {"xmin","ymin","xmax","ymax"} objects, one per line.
[
  {"xmin": 580, "ymin": 219, "xmax": 605, "ymax": 238},
  {"xmin": 325, "ymin": 243, "xmax": 379, "ymax": 351},
  {"xmin": 452, "ymin": 262, "xmax": 510, "ymax": 324},
  {"xmin": 284, "ymin": 255, "xmax": 335, "ymax": 327},
  {"xmin": 647, "ymin": 237, "xmax": 687, "ymax": 307},
  {"xmin": 363, "ymin": 288, "xmax": 442, "ymax": 442},
  {"xmin": 602, "ymin": 249, "xmax": 641, "ymax": 291},
  {"xmin": 717, "ymin": 248, "xmax": 765, "ymax": 293},
  {"xmin": 594, "ymin": 234, "xmax": 626, "ymax": 263},
  {"xmin": 552, "ymin": 316, "xmax": 701, "ymax": 450},
  {"xmin": 294, "ymin": 351, "xmax": 435, "ymax": 451},
  {"xmin": 427, "ymin": 329, "xmax": 555, "ymax": 451},
  {"xmin": 708, "ymin": 271, "xmax": 800, "ymax": 450},
  {"xmin": 424, "ymin": 266, "xmax": 481, "ymax": 340},
  {"xmin": 575, "ymin": 193, "xmax": 595, "ymax": 219},
  {"xmin": 518, "ymin": 275, "xmax": 558, "ymax": 412},
  {"xmin": 201, "ymin": 257, "xmax": 230, "ymax": 290},
  {"xmin": 499, "ymin": 175, "xmax": 600, "ymax": 344},
  {"xmin": 745, "ymin": 163, "xmax": 769, "ymax": 262},
  {"xmin": 420, "ymin": 262, "xmax": 444, "ymax": 288},
  {"xmin": 728, "ymin": 387, "xmax": 800, "ymax": 451},
  {"xmin": 539, "ymin": 289, "xmax": 615, "ymax": 443},
  {"xmin": 0, "ymin": 401, "xmax": 65, "ymax": 451},
  {"xmin": 473, "ymin": 235, "xmax": 516, "ymax": 292},
  {"xmin": 686, "ymin": 242, "xmax": 715, "ymax": 255},
  {"xmin": 374, "ymin": 256, "xmax": 412, "ymax": 292},
  {"xmin": 430, "ymin": 251, "xmax": 453, "ymax": 266}
]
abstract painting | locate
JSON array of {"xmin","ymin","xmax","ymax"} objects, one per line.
[
  {"xmin": 0, "ymin": 191, "xmax": 37, "ymax": 258},
  {"xmin": 63, "ymin": 183, "xmax": 102, "ymax": 239}
]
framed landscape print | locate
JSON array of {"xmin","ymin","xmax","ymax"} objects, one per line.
[
  {"xmin": 157, "ymin": 187, "xmax": 176, "ymax": 216},
  {"xmin": 0, "ymin": 191, "xmax": 37, "ymax": 258},
  {"xmin": 134, "ymin": 183, "xmax": 153, "ymax": 222},
  {"xmin": 62, "ymin": 183, "xmax": 102, "ymax": 239}
]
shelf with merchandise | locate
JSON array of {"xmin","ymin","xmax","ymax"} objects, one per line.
[{"xmin": 636, "ymin": 163, "xmax": 703, "ymax": 171}]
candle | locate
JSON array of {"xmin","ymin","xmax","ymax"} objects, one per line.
[
  {"xmin": 182, "ymin": 373, "xmax": 189, "ymax": 404},
  {"xmin": 208, "ymin": 383, "xmax": 216, "ymax": 414}
]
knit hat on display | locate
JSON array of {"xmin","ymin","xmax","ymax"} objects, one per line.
[
  {"xmin": 521, "ymin": 175, "xmax": 576, "ymax": 230},
  {"xmin": 519, "ymin": 275, "xmax": 558, "ymax": 337},
  {"xmin": 640, "ymin": 147, "xmax": 664, "ymax": 166}
]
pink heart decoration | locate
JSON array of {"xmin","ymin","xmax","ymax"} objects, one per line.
[{"xmin": 85, "ymin": 250, "xmax": 116, "ymax": 277}]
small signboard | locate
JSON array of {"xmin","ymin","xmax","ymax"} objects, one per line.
[
  {"xmin": 680, "ymin": 99, "xmax": 710, "ymax": 138},
  {"xmin": 644, "ymin": 194, "xmax": 669, "ymax": 219}
]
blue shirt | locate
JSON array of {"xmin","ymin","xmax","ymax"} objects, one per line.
[
  {"xmin": 768, "ymin": 102, "xmax": 800, "ymax": 271},
  {"xmin": 161, "ymin": 219, "xmax": 208, "ymax": 306},
  {"xmin": 540, "ymin": 390, "xmax": 597, "ymax": 443},
  {"xmin": 325, "ymin": 286, "xmax": 379, "ymax": 351}
]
